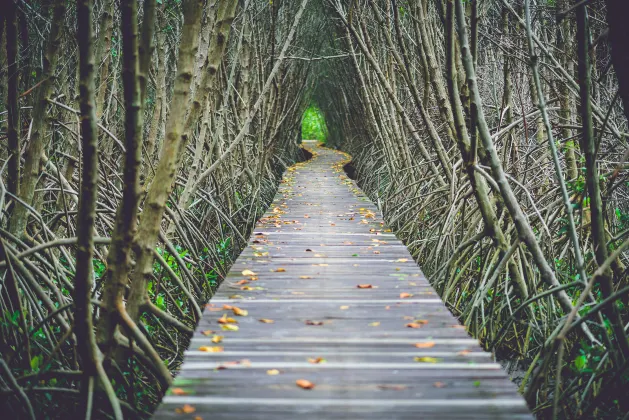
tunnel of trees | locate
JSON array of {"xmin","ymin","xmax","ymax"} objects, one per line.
[{"xmin": 1, "ymin": 0, "xmax": 629, "ymax": 418}]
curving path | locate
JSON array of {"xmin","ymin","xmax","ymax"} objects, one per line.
[{"xmin": 153, "ymin": 141, "xmax": 530, "ymax": 419}]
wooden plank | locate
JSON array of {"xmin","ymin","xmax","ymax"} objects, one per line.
[{"xmin": 152, "ymin": 142, "xmax": 530, "ymax": 419}]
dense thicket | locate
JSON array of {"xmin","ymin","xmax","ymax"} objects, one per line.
[
  {"xmin": 2, "ymin": 0, "xmax": 629, "ymax": 419},
  {"xmin": 0, "ymin": 0, "xmax": 318, "ymax": 417}
]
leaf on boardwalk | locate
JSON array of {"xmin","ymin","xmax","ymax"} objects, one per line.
[
  {"xmin": 299, "ymin": 275, "xmax": 312, "ymax": 279},
  {"xmin": 198, "ymin": 346, "xmax": 223, "ymax": 353},
  {"xmin": 369, "ymin": 322, "xmax": 380, "ymax": 327},
  {"xmin": 267, "ymin": 369, "xmax": 281, "ymax": 375},
  {"xmin": 296, "ymin": 379, "xmax": 315, "ymax": 390},
  {"xmin": 211, "ymin": 335, "xmax": 223, "ymax": 343},
  {"xmin": 171, "ymin": 388, "xmax": 188, "ymax": 395},
  {"xmin": 259, "ymin": 318, "xmax": 274, "ymax": 323},
  {"xmin": 274, "ymin": 267, "xmax": 286, "ymax": 272},
  {"xmin": 305, "ymin": 320, "xmax": 324, "ymax": 326},
  {"xmin": 395, "ymin": 258, "xmax": 408, "ymax": 263},
  {"xmin": 357, "ymin": 284, "xmax": 373, "ymax": 289},
  {"xmin": 414, "ymin": 356, "xmax": 439, "ymax": 363},
  {"xmin": 235, "ymin": 279, "xmax": 249, "ymax": 285},
  {"xmin": 218, "ymin": 314, "xmax": 238, "ymax": 324},
  {"xmin": 308, "ymin": 357, "xmax": 326, "ymax": 364},
  {"xmin": 175, "ymin": 404, "xmax": 196, "ymax": 414},
  {"xmin": 232, "ymin": 306, "xmax": 248, "ymax": 316},
  {"xmin": 399, "ymin": 292, "xmax": 413, "ymax": 299},
  {"xmin": 433, "ymin": 382, "xmax": 447, "ymax": 388},
  {"xmin": 201, "ymin": 330, "xmax": 215, "ymax": 336},
  {"xmin": 415, "ymin": 342, "xmax": 435, "ymax": 348},
  {"xmin": 340, "ymin": 305, "xmax": 349, "ymax": 310},
  {"xmin": 221, "ymin": 324, "xmax": 239, "ymax": 331},
  {"xmin": 242, "ymin": 269, "xmax": 256, "ymax": 276},
  {"xmin": 405, "ymin": 323, "xmax": 422, "ymax": 329}
]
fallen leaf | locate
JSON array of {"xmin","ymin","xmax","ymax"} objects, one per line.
[
  {"xmin": 296, "ymin": 379, "xmax": 315, "ymax": 390},
  {"xmin": 299, "ymin": 275, "xmax": 313, "ymax": 279},
  {"xmin": 395, "ymin": 258, "xmax": 409, "ymax": 263},
  {"xmin": 198, "ymin": 346, "xmax": 223, "ymax": 353},
  {"xmin": 221, "ymin": 324, "xmax": 239, "ymax": 331},
  {"xmin": 433, "ymin": 381, "xmax": 447, "ymax": 388},
  {"xmin": 211, "ymin": 335, "xmax": 223, "ymax": 344},
  {"xmin": 308, "ymin": 357, "xmax": 326, "ymax": 364},
  {"xmin": 201, "ymin": 330, "xmax": 215, "ymax": 336},
  {"xmin": 171, "ymin": 388, "xmax": 188, "ymax": 395},
  {"xmin": 235, "ymin": 279, "xmax": 250, "ymax": 285},
  {"xmin": 222, "ymin": 304, "xmax": 233, "ymax": 310},
  {"xmin": 218, "ymin": 314, "xmax": 238, "ymax": 324},
  {"xmin": 340, "ymin": 305, "xmax": 349, "ymax": 310},
  {"xmin": 357, "ymin": 284, "xmax": 373, "ymax": 289},
  {"xmin": 274, "ymin": 267, "xmax": 286, "ymax": 272},
  {"xmin": 305, "ymin": 320, "xmax": 324, "ymax": 326},
  {"xmin": 267, "ymin": 369, "xmax": 280, "ymax": 375},
  {"xmin": 399, "ymin": 292, "xmax": 413, "ymax": 299},
  {"xmin": 242, "ymin": 269, "xmax": 256, "ymax": 276},
  {"xmin": 415, "ymin": 342, "xmax": 436, "ymax": 348},
  {"xmin": 259, "ymin": 318, "xmax": 274, "ymax": 323},
  {"xmin": 305, "ymin": 249, "xmax": 312, "ymax": 252},
  {"xmin": 369, "ymin": 322, "xmax": 381, "ymax": 327},
  {"xmin": 232, "ymin": 306, "xmax": 248, "ymax": 317},
  {"xmin": 175, "ymin": 404, "xmax": 196, "ymax": 414},
  {"xmin": 457, "ymin": 350, "xmax": 471, "ymax": 356},
  {"xmin": 414, "ymin": 356, "xmax": 439, "ymax": 363},
  {"xmin": 406, "ymin": 323, "xmax": 422, "ymax": 329}
]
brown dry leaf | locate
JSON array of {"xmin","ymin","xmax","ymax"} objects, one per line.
[
  {"xmin": 415, "ymin": 341, "xmax": 436, "ymax": 348},
  {"xmin": 235, "ymin": 279, "xmax": 250, "ymax": 285},
  {"xmin": 299, "ymin": 275, "xmax": 313, "ymax": 279},
  {"xmin": 274, "ymin": 267, "xmax": 286, "ymax": 272},
  {"xmin": 232, "ymin": 306, "xmax": 248, "ymax": 317},
  {"xmin": 433, "ymin": 382, "xmax": 447, "ymax": 388},
  {"xmin": 211, "ymin": 335, "xmax": 223, "ymax": 344},
  {"xmin": 221, "ymin": 324, "xmax": 239, "ymax": 332},
  {"xmin": 406, "ymin": 323, "xmax": 422, "ymax": 329},
  {"xmin": 175, "ymin": 404, "xmax": 196, "ymax": 414},
  {"xmin": 305, "ymin": 248, "xmax": 312, "ymax": 252},
  {"xmin": 171, "ymin": 388, "xmax": 188, "ymax": 396},
  {"xmin": 357, "ymin": 284, "xmax": 373, "ymax": 289},
  {"xmin": 267, "ymin": 369, "xmax": 280, "ymax": 375},
  {"xmin": 198, "ymin": 346, "xmax": 223, "ymax": 353},
  {"xmin": 308, "ymin": 357, "xmax": 326, "ymax": 364},
  {"xmin": 305, "ymin": 320, "xmax": 324, "ymax": 326},
  {"xmin": 296, "ymin": 379, "xmax": 315, "ymax": 390},
  {"xmin": 399, "ymin": 292, "xmax": 413, "ymax": 299},
  {"xmin": 259, "ymin": 318, "xmax": 274, "ymax": 324}
]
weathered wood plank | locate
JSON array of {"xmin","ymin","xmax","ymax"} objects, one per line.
[{"xmin": 152, "ymin": 142, "xmax": 530, "ymax": 419}]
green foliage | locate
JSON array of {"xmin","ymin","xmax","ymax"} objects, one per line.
[{"xmin": 301, "ymin": 105, "xmax": 328, "ymax": 143}]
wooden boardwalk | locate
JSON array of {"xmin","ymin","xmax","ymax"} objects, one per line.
[{"xmin": 154, "ymin": 142, "xmax": 530, "ymax": 419}]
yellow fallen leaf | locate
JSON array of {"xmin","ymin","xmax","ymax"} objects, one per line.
[
  {"xmin": 399, "ymin": 292, "xmax": 413, "ymax": 299},
  {"xmin": 198, "ymin": 346, "xmax": 223, "ymax": 353},
  {"xmin": 232, "ymin": 306, "xmax": 248, "ymax": 317},
  {"xmin": 221, "ymin": 324, "xmax": 239, "ymax": 331},
  {"xmin": 307, "ymin": 357, "xmax": 326, "ymax": 364},
  {"xmin": 267, "ymin": 369, "xmax": 280, "ymax": 375},
  {"xmin": 242, "ymin": 269, "xmax": 256, "ymax": 276},
  {"xmin": 414, "ymin": 356, "xmax": 439, "ymax": 363},
  {"xmin": 296, "ymin": 379, "xmax": 315, "ymax": 390},
  {"xmin": 299, "ymin": 275, "xmax": 313, "ymax": 279},
  {"xmin": 396, "ymin": 258, "xmax": 408, "ymax": 263},
  {"xmin": 218, "ymin": 314, "xmax": 238, "ymax": 324},
  {"xmin": 211, "ymin": 335, "xmax": 223, "ymax": 344},
  {"xmin": 201, "ymin": 330, "xmax": 215, "ymax": 336},
  {"xmin": 340, "ymin": 305, "xmax": 349, "ymax": 310},
  {"xmin": 274, "ymin": 267, "xmax": 286, "ymax": 272},
  {"xmin": 369, "ymin": 322, "xmax": 381, "ymax": 327},
  {"xmin": 259, "ymin": 318, "xmax": 274, "ymax": 323},
  {"xmin": 415, "ymin": 342, "xmax": 436, "ymax": 348}
]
